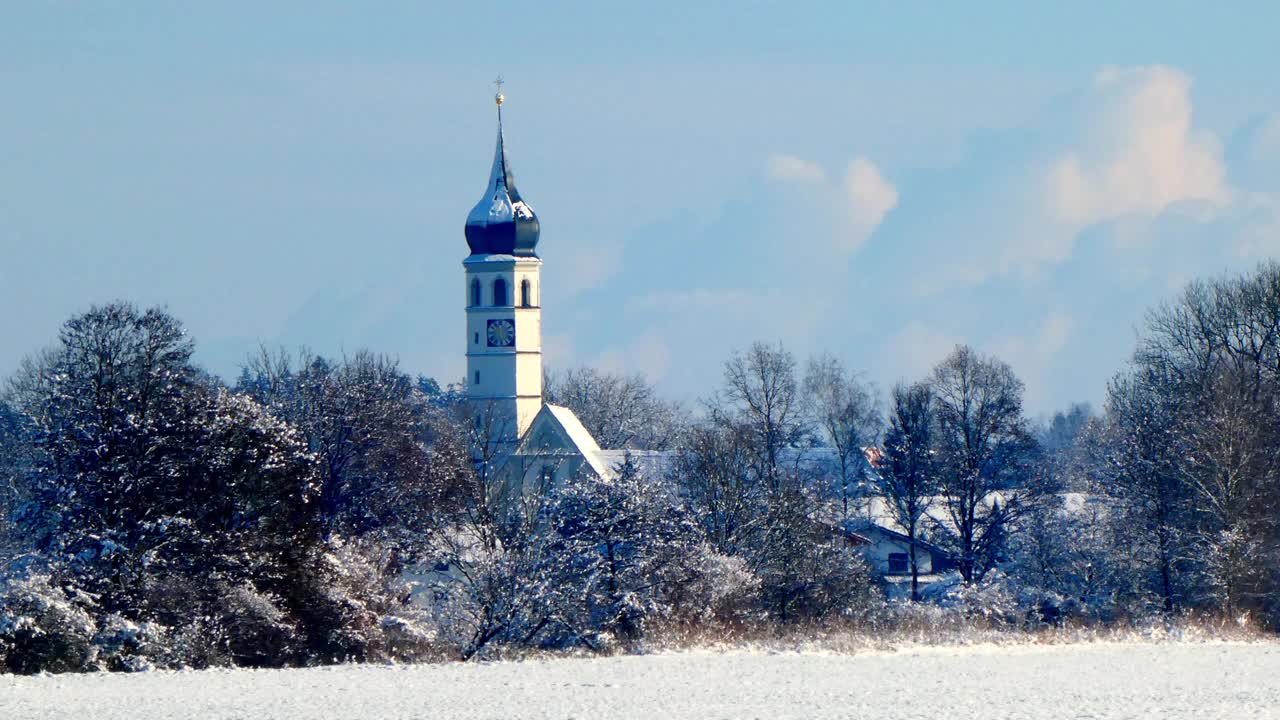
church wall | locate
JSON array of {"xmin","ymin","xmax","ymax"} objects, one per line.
[
  {"xmin": 513, "ymin": 307, "xmax": 541, "ymax": 353},
  {"xmin": 464, "ymin": 255, "xmax": 543, "ymax": 440}
]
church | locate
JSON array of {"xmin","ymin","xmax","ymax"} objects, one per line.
[
  {"xmin": 453, "ymin": 86, "xmax": 954, "ymax": 590},
  {"xmin": 459, "ymin": 84, "xmax": 621, "ymax": 510}
]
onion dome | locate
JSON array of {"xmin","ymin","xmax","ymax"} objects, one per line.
[{"xmin": 464, "ymin": 85, "xmax": 540, "ymax": 256}]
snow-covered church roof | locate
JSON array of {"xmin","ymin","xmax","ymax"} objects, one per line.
[{"xmin": 541, "ymin": 404, "xmax": 610, "ymax": 478}]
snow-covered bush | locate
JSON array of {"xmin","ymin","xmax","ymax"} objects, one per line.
[
  {"xmin": 418, "ymin": 520, "xmax": 561, "ymax": 660},
  {"xmin": 940, "ymin": 571, "xmax": 1019, "ymax": 624},
  {"xmin": 164, "ymin": 613, "xmax": 231, "ymax": 670},
  {"xmin": 215, "ymin": 583, "xmax": 301, "ymax": 667},
  {"xmin": 287, "ymin": 537, "xmax": 433, "ymax": 664},
  {"xmin": 665, "ymin": 546, "xmax": 760, "ymax": 625},
  {"xmin": 93, "ymin": 614, "xmax": 168, "ymax": 672},
  {"xmin": 419, "ymin": 456, "xmax": 740, "ymax": 658},
  {"xmin": 0, "ymin": 574, "xmax": 98, "ymax": 674}
]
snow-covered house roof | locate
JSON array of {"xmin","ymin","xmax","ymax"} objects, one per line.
[
  {"xmin": 852, "ymin": 493, "xmax": 1023, "ymax": 536},
  {"xmin": 596, "ymin": 449, "xmax": 674, "ymax": 480}
]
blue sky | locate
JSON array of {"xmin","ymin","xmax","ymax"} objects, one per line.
[{"xmin": 3, "ymin": 3, "xmax": 1280, "ymax": 415}]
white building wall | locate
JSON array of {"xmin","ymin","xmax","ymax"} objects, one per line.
[
  {"xmin": 464, "ymin": 255, "xmax": 543, "ymax": 443},
  {"xmin": 861, "ymin": 529, "xmax": 935, "ymax": 575}
]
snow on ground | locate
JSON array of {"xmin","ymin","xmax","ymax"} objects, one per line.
[{"xmin": 4, "ymin": 642, "xmax": 1279, "ymax": 719}]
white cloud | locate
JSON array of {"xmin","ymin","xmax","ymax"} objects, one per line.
[
  {"xmin": 1045, "ymin": 66, "xmax": 1229, "ymax": 229},
  {"xmin": 842, "ymin": 156, "xmax": 899, "ymax": 254},
  {"xmin": 766, "ymin": 153, "xmax": 827, "ymax": 184},
  {"xmin": 766, "ymin": 152, "xmax": 898, "ymax": 256},
  {"xmin": 595, "ymin": 65, "xmax": 1279, "ymax": 414},
  {"xmin": 917, "ymin": 64, "xmax": 1238, "ymax": 294}
]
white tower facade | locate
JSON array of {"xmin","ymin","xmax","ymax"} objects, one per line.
[
  {"xmin": 464, "ymin": 255, "xmax": 542, "ymax": 442},
  {"xmin": 462, "ymin": 85, "xmax": 543, "ymax": 445}
]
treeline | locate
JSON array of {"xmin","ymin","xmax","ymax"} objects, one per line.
[
  {"xmin": 521, "ymin": 265, "xmax": 1280, "ymax": 633},
  {"xmin": 0, "ymin": 309, "xmax": 475, "ymax": 673},
  {"xmin": 2, "ymin": 263, "xmax": 1279, "ymax": 674}
]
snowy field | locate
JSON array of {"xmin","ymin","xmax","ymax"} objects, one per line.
[{"xmin": 4, "ymin": 642, "xmax": 1279, "ymax": 719}]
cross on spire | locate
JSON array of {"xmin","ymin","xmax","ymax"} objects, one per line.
[{"xmin": 493, "ymin": 75, "xmax": 505, "ymax": 108}]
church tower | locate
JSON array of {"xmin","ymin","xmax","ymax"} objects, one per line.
[{"xmin": 463, "ymin": 83, "xmax": 543, "ymax": 445}]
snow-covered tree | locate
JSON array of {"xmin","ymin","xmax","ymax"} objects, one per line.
[
  {"xmin": 237, "ymin": 348, "xmax": 466, "ymax": 548},
  {"xmin": 0, "ymin": 398, "xmax": 30, "ymax": 573},
  {"xmin": 421, "ymin": 496, "xmax": 563, "ymax": 660},
  {"xmin": 1098, "ymin": 266, "xmax": 1280, "ymax": 621},
  {"xmin": 1037, "ymin": 403, "xmax": 1094, "ymax": 458},
  {"xmin": 672, "ymin": 342, "xmax": 877, "ymax": 622},
  {"xmin": 1, "ymin": 304, "xmax": 433, "ymax": 671},
  {"xmin": 746, "ymin": 483, "xmax": 877, "ymax": 623},
  {"xmin": 541, "ymin": 454, "xmax": 706, "ymax": 646},
  {"xmin": 874, "ymin": 381, "xmax": 939, "ymax": 601},
  {"xmin": 670, "ymin": 418, "xmax": 760, "ymax": 553}
]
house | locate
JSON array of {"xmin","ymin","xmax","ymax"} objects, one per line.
[{"xmin": 847, "ymin": 523, "xmax": 951, "ymax": 576}]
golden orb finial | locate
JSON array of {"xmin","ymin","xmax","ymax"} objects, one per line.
[{"xmin": 493, "ymin": 75, "xmax": 505, "ymax": 107}]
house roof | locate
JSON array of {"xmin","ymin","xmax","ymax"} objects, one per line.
[
  {"xmin": 844, "ymin": 520, "xmax": 950, "ymax": 557},
  {"xmin": 596, "ymin": 449, "xmax": 671, "ymax": 479}
]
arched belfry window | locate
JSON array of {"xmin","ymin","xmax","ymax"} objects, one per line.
[
  {"xmin": 493, "ymin": 277, "xmax": 508, "ymax": 306},
  {"xmin": 521, "ymin": 279, "xmax": 532, "ymax": 307},
  {"xmin": 470, "ymin": 279, "xmax": 481, "ymax": 307}
]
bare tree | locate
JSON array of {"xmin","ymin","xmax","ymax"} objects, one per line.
[
  {"xmin": 803, "ymin": 353, "xmax": 882, "ymax": 518},
  {"xmin": 543, "ymin": 367, "xmax": 685, "ymax": 450},
  {"xmin": 670, "ymin": 416, "xmax": 760, "ymax": 552},
  {"xmin": 1178, "ymin": 368, "xmax": 1277, "ymax": 614},
  {"xmin": 874, "ymin": 382, "xmax": 938, "ymax": 601},
  {"xmin": 670, "ymin": 343, "xmax": 876, "ymax": 622},
  {"xmin": 237, "ymin": 347, "xmax": 462, "ymax": 548},
  {"xmin": 721, "ymin": 342, "xmax": 806, "ymax": 491},
  {"xmin": 930, "ymin": 345, "xmax": 1036, "ymax": 583}
]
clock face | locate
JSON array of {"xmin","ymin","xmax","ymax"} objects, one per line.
[{"xmin": 486, "ymin": 319, "xmax": 515, "ymax": 347}]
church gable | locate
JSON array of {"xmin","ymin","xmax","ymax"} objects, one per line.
[
  {"xmin": 490, "ymin": 403, "xmax": 612, "ymax": 512},
  {"xmin": 516, "ymin": 404, "xmax": 611, "ymax": 480}
]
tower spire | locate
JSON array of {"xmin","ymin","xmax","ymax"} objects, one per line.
[
  {"xmin": 462, "ymin": 75, "xmax": 545, "ymax": 445},
  {"xmin": 465, "ymin": 77, "xmax": 540, "ymax": 257}
]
